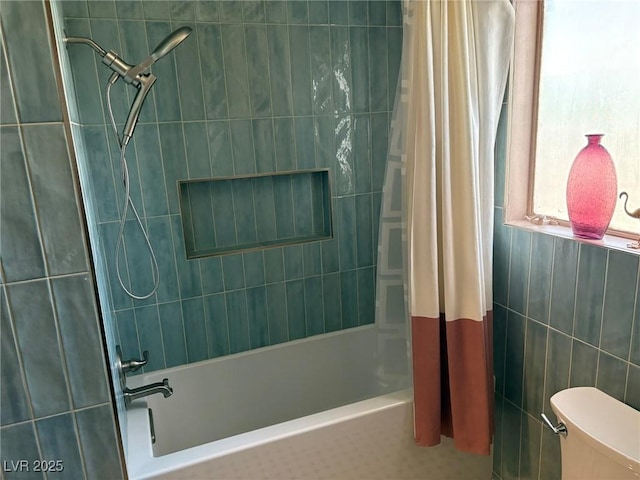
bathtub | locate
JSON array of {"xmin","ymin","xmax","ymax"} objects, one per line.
[{"xmin": 125, "ymin": 326, "xmax": 491, "ymax": 479}]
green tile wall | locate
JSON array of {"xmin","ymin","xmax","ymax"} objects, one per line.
[
  {"xmin": 60, "ymin": 0, "xmax": 402, "ymax": 374},
  {"xmin": 493, "ymin": 98, "xmax": 640, "ymax": 479},
  {"xmin": 0, "ymin": 2, "xmax": 125, "ymax": 478}
]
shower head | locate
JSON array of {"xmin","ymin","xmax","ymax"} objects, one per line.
[{"xmin": 64, "ymin": 26, "xmax": 193, "ymax": 145}]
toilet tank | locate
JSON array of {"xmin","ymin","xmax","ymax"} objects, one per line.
[{"xmin": 550, "ymin": 387, "xmax": 640, "ymax": 480}]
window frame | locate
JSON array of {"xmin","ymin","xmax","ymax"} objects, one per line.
[{"xmin": 504, "ymin": 0, "xmax": 640, "ymax": 255}]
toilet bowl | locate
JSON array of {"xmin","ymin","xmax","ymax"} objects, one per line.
[{"xmin": 550, "ymin": 387, "xmax": 640, "ymax": 480}]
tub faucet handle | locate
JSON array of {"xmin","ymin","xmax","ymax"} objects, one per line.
[{"xmin": 121, "ymin": 350, "xmax": 149, "ymax": 374}]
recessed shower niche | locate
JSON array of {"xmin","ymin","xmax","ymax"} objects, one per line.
[{"xmin": 178, "ymin": 169, "xmax": 333, "ymax": 259}]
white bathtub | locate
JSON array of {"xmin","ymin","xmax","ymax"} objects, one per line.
[{"xmin": 125, "ymin": 326, "xmax": 491, "ymax": 479}]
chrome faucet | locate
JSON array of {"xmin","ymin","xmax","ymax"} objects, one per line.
[{"xmin": 123, "ymin": 378, "xmax": 173, "ymax": 405}]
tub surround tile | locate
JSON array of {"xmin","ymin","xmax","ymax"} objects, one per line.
[
  {"xmin": 182, "ymin": 298, "xmax": 208, "ymax": 363},
  {"xmin": 158, "ymin": 302, "xmax": 188, "ymax": 367},
  {"xmin": 247, "ymin": 286, "xmax": 269, "ymax": 348},
  {"xmin": 626, "ymin": 364, "xmax": 640, "ymax": 411},
  {"xmin": 286, "ymin": 280, "xmax": 306, "ymax": 341},
  {"xmin": 245, "ymin": 25, "xmax": 272, "ymax": 118},
  {"xmin": 75, "ymin": 405, "xmax": 125, "ymax": 480},
  {"xmin": 35, "ymin": 413, "xmax": 84, "ymax": 480},
  {"xmin": 340, "ymin": 270, "xmax": 358, "ymax": 329},
  {"xmin": 135, "ymin": 306, "xmax": 166, "ymax": 372},
  {"xmin": 0, "ymin": 46, "xmax": 17, "ymax": 125},
  {"xmin": 198, "ymin": 24, "xmax": 228, "ymax": 121},
  {"xmin": 323, "ymin": 272, "xmax": 343, "ymax": 332},
  {"xmin": 226, "ymin": 290, "xmax": 251, "ymax": 353},
  {"xmin": 266, "ymin": 283, "xmax": 288, "ymax": 344},
  {"xmin": 287, "ymin": 0, "xmax": 309, "ymax": 24},
  {"xmin": 304, "ymin": 276, "xmax": 324, "ymax": 336},
  {"xmin": 0, "ymin": 422, "xmax": 44, "ymax": 480}
]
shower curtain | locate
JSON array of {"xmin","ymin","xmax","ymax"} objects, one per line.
[{"xmin": 376, "ymin": 0, "xmax": 514, "ymax": 455}]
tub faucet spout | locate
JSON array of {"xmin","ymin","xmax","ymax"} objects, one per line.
[{"xmin": 124, "ymin": 378, "xmax": 173, "ymax": 405}]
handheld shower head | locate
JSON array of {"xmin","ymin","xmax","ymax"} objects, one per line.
[{"xmin": 150, "ymin": 26, "xmax": 193, "ymax": 62}]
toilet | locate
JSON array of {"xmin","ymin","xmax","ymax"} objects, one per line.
[{"xmin": 550, "ymin": 387, "xmax": 640, "ymax": 479}]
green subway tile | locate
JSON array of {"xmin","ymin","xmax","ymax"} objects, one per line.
[
  {"xmin": 0, "ymin": 48, "xmax": 17, "ymax": 125},
  {"xmin": 158, "ymin": 123, "xmax": 189, "ymax": 214},
  {"xmin": 323, "ymin": 272, "xmax": 342, "ymax": 331},
  {"xmin": 253, "ymin": 119, "xmax": 276, "ymax": 173},
  {"xmin": 522, "ymin": 319, "xmax": 547, "ymax": 417},
  {"xmin": 184, "ymin": 121, "xmax": 212, "ymax": 179},
  {"xmin": 244, "ymin": 251, "xmax": 265, "ymax": 288},
  {"xmin": 287, "ymin": 0, "xmax": 309, "ymax": 24},
  {"xmin": 494, "ymin": 102, "xmax": 509, "ymax": 208},
  {"xmin": 493, "ymin": 211, "xmax": 510, "ymax": 306},
  {"xmin": 267, "ymin": 25, "xmax": 294, "ymax": 116},
  {"xmin": 253, "ymin": 177, "xmax": 278, "ymax": 242},
  {"xmin": 1, "ymin": 288, "xmax": 31, "ymax": 426},
  {"xmin": 170, "ymin": 1, "xmax": 195, "ymax": 21},
  {"xmin": 182, "ymin": 298, "xmax": 208, "ymax": 363},
  {"xmin": 294, "ymin": 116, "xmax": 316, "ymax": 169},
  {"xmin": 211, "ymin": 180, "xmax": 238, "ymax": 247},
  {"xmin": 527, "ymin": 233, "xmax": 554, "ymax": 323},
  {"xmin": 504, "ymin": 310, "xmax": 525, "ymax": 407},
  {"xmin": 369, "ymin": 1, "xmax": 386, "ymax": 26},
  {"xmin": 230, "ymin": 119, "xmax": 256, "ymax": 175},
  {"xmin": 265, "ymin": 1, "xmax": 288, "ymax": 23},
  {"xmin": 354, "ymin": 114, "xmax": 372, "ymax": 193},
  {"xmin": 288, "ymin": 26, "xmax": 313, "ymax": 115},
  {"xmin": 303, "ymin": 242, "xmax": 322, "ymax": 276},
  {"xmin": 245, "ymin": 25, "xmax": 272, "ymax": 117},
  {"xmin": 540, "ymin": 426, "xmax": 562, "ymax": 480},
  {"xmin": 158, "ymin": 302, "xmax": 187, "ymax": 367},
  {"xmin": 493, "ymin": 304, "xmax": 508, "ymax": 396},
  {"xmin": 596, "ymin": 352, "xmax": 627, "ymax": 401},
  {"xmin": 75, "ymin": 405, "xmax": 125, "ymax": 480},
  {"xmin": 200, "ymin": 256, "xmax": 225, "ymax": 295},
  {"xmin": 387, "ymin": 26, "xmax": 402, "ymax": 109},
  {"xmin": 198, "ymin": 23, "xmax": 229, "ymax": 120},
  {"xmin": 273, "ymin": 175, "xmax": 295, "ymax": 239},
  {"xmin": 266, "ymin": 283, "xmax": 288, "ymax": 343},
  {"xmin": 601, "ymin": 250, "xmax": 638, "ymax": 359},
  {"xmin": 292, "ymin": 175, "xmax": 313, "ymax": 236},
  {"xmin": 243, "ymin": 1, "xmax": 266, "ymax": 22},
  {"xmin": 204, "ymin": 293, "xmax": 230, "ymax": 358},
  {"xmin": 356, "ymin": 194, "xmax": 373, "ymax": 267},
  {"xmin": 309, "ymin": 0, "xmax": 329, "ymax": 24},
  {"xmin": 329, "ymin": 0, "xmax": 349, "ymax": 25},
  {"xmin": 99, "ymin": 222, "xmax": 133, "ymax": 310},
  {"xmin": 569, "ymin": 339, "xmax": 598, "ymax": 388},
  {"xmin": 219, "ymin": 1, "xmax": 244, "ymax": 23},
  {"xmin": 322, "ymin": 237, "xmax": 340, "ymax": 273},
  {"xmin": 542, "ymin": 329, "xmax": 571, "ymax": 417},
  {"xmin": 60, "ymin": 1, "xmax": 89, "ymax": 18},
  {"xmin": 134, "ymin": 124, "xmax": 170, "ymax": 216},
  {"xmin": 274, "ymin": 117, "xmax": 297, "ymax": 171},
  {"xmin": 195, "ymin": 1, "xmax": 220, "ymax": 22},
  {"xmin": 264, "ymin": 247, "xmax": 285, "ymax": 283},
  {"xmin": 221, "ymin": 24, "xmax": 251, "ymax": 118},
  {"xmin": 189, "ymin": 184, "xmax": 216, "ymax": 251},
  {"xmin": 232, "ymin": 179, "xmax": 258, "ymax": 245},
  {"xmin": 350, "ymin": 27, "xmax": 370, "ymax": 113},
  {"xmin": 309, "ymin": 26, "xmax": 332, "ymax": 115},
  {"xmin": 115, "ymin": 2, "xmax": 143, "ymax": 19},
  {"xmin": 207, "ymin": 120, "xmax": 234, "ymax": 177},
  {"xmin": 304, "ymin": 276, "xmax": 324, "ymax": 335},
  {"xmin": 340, "ymin": 270, "xmax": 358, "ymax": 328},
  {"xmin": 134, "ymin": 306, "xmax": 165, "ymax": 372},
  {"xmin": 507, "ymin": 228, "xmax": 531, "ymax": 315},
  {"xmin": 284, "ymin": 245, "xmax": 304, "ymax": 280},
  {"xmin": 493, "ymin": 393, "xmax": 504, "ymax": 478},
  {"xmin": 0, "ymin": 422, "xmax": 44, "ymax": 480},
  {"xmin": 357, "ymin": 267, "xmax": 375, "ymax": 325},
  {"xmin": 548, "ymin": 238, "xmax": 579, "ymax": 334},
  {"xmin": 626, "ymin": 365, "xmax": 640, "ymax": 410},
  {"xmin": 334, "ymin": 115, "xmax": 355, "ymax": 195},
  {"xmin": 143, "ymin": 2, "xmax": 171, "ymax": 20},
  {"xmin": 632, "ymin": 286, "xmax": 640, "ymax": 365},
  {"xmin": 370, "ymin": 112, "xmax": 389, "ymax": 192},
  {"xmin": 349, "ymin": 1, "xmax": 368, "ymax": 25},
  {"xmin": 519, "ymin": 410, "xmax": 542, "ymax": 480},
  {"xmin": 51, "ymin": 275, "xmax": 110, "ymax": 408},
  {"xmin": 0, "ymin": 127, "xmax": 46, "ymax": 282},
  {"xmin": 222, "ymin": 254, "xmax": 245, "ymax": 291},
  {"xmin": 35, "ymin": 414, "xmax": 83, "ymax": 479},
  {"xmin": 226, "ymin": 290, "xmax": 250, "ymax": 353},
  {"xmin": 86, "ymin": 0, "xmax": 115, "ymax": 17},
  {"xmin": 286, "ymin": 280, "xmax": 306, "ymax": 340},
  {"xmin": 170, "ymin": 215, "xmax": 203, "ymax": 298},
  {"xmin": 1, "ymin": 1, "xmax": 61, "ymax": 122},
  {"xmin": 115, "ymin": 309, "xmax": 140, "ymax": 363},
  {"xmin": 574, "ymin": 244, "xmax": 607, "ymax": 346},
  {"xmin": 337, "ymin": 196, "xmax": 357, "ymax": 270},
  {"xmin": 500, "ymin": 398, "xmax": 522, "ymax": 480},
  {"xmin": 6, "ymin": 281, "xmax": 70, "ymax": 418},
  {"xmin": 247, "ymin": 286, "xmax": 269, "ymax": 348},
  {"xmin": 369, "ymin": 27, "xmax": 388, "ymax": 112},
  {"xmin": 387, "ymin": 0, "xmax": 403, "ymax": 26},
  {"xmin": 329, "ymin": 26, "xmax": 351, "ymax": 114}
]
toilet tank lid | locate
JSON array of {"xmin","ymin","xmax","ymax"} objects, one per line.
[{"xmin": 550, "ymin": 387, "xmax": 640, "ymax": 470}]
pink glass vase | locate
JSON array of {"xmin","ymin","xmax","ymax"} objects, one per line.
[{"xmin": 566, "ymin": 134, "xmax": 617, "ymax": 239}]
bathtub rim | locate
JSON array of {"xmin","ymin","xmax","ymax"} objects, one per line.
[{"xmin": 126, "ymin": 388, "xmax": 413, "ymax": 480}]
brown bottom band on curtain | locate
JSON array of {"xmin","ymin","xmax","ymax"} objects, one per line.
[{"xmin": 411, "ymin": 312, "xmax": 494, "ymax": 455}]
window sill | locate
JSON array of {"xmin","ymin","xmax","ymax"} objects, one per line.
[{"xmin": 505, "ymin": 219, "xmax": 640, "ymax": 257}]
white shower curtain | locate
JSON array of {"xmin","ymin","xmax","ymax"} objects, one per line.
[{"xmin": 376, "ymin": 0, "xmax": 514, "ymax": 455}]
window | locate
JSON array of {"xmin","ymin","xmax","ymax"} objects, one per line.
[{"xmin": 506, "ymin": 0, "xmax": 640, "ymax": 246}]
